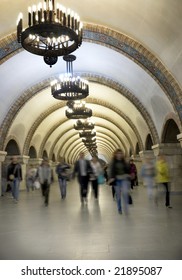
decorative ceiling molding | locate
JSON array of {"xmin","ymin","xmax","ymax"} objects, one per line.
[
  {"xmin": 1, "ymin": 24, "xmax": 181, "ymax": 123},
  {"xmin": 44, "ymin": 119, "xmax": 129, "ymax": 160},
  {"xmin": 56, "ymin": 126, "xmax": 124, "ymax": 161},
  {"xmin": 50, "ymin": 126, "xmax": 119, "ymax": 161},
  {"xmin": 84, "ymin": 23, "xmax": 182, "ymax": 122},
  {"xmin": 85, "ymin": 75, "xmax": 159, "ymax": 143},
  {"xmin": 1, "ymin": 79, "xmax": 145, "ymax": 154},
  {"xmin": 87, "ymin": 97, "xmax": 143, "ymax": 150}
]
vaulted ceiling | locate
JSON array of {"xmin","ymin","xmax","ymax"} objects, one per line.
[{"xmin": 0, "ymin": 0, "xmax": 182, "ymax": 163}]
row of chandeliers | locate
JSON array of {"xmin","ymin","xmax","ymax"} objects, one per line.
[
  {"xmin": 51, "ymin": 54, "xmax": 98, "ymax": 156},
  {"xmin": 17, "ymin": 0, "xmax": 98, "ymax": 157}
]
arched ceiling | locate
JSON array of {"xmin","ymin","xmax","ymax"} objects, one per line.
[{"xmin": 0, "ymin": 0, "xmax": 182, "ymax": 163}]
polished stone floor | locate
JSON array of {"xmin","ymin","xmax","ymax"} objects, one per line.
[{"xmin": 0, "ymin": 180, "xmax": 182, "ymax": 260}]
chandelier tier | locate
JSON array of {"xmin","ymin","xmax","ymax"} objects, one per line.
[
  {"xmin": 65, "ymin": 101, "xmax": 92, "ymax": 119},
  {"xmin": 74, "ymin": 120, "xmax": 95, "ymax": 130},
  {"xmin": 51, "ymin": 55, "xmax": 89, "ymax": 100},
  {"xmin": 17, "ymin": 0, "xmax": 83, "ymax": 66},
  {"xmin": 79, "ymin": 130, "xmax": 96, "ymax": 138},
  {"xmin": 82, "ymin": 138, "xmax": 96, "ymax": 144}
]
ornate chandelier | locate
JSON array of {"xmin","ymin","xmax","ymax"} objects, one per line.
[
  {"xmin": 79, "ymin": 130, "xmax": 96, "ymax": 138},
  {"xmin": 74, "ymin": 119, "xmax": 95, "ymax": 130},
  {"xmin": 82, "ymin": 138, "xmax": 96, "ymax": 145},
  {"xmin": 65, "ymin": 101, "xmax": 92, "ymax": 119},
  {"xmin": 17, "ymin": 0, "xmax": 83, "ymax": 66},
  {"xmin": 51, "ymin": 55, "xmax": 89, "ymax": 100}
]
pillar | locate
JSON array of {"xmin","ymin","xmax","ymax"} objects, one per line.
[
  {"xmin": 0, "ymin": 151, "xmax": 7, "ymax": 196},
  {"xmin": 152, "ymin": 143, "xmax": 182, "ymax": 191}
]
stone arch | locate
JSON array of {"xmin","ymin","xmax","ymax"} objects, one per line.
[
  {"xmin": 5, "ymin": 139, "xmax": 20, "ymax": 155},
  {"xmin": 83, "ymin": 24, "xmax": 182, "ymax": 123},
  {"xmin": 162, "ymin": 119, "xmax": 180, "ymax": 143},
  {"xmin": 52, "ymin": 123, "xmax": 128, "ymax": 161},
  {"xmin": 145, "ymin": 134, "xmax": 153, "ymax": 150},
  {"xmin": 42, "ymin": 150, "xmax": 48, "ymax": 159},
  {"xmin": 47, "ymin": 117, "xmax": 133, "ymax": 160},
  {"xmin": 4, "ymin": 22, "xmax": 182, "ymax": 149},
  {"xmin": 21, "ymin": 98, "xmax": 141, "ymax": 157},
  {"xmin": 0, "ymin": 74, "xmax": 158, "ymax": 153},
  {"xmin": 28, "ymin": 146, "xmax": 37, "ymax": 158},
  {"xmin": 1, "ymin": 28, "xmax": 181, "ymax": 126}
]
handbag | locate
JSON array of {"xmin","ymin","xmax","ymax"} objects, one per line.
[
  {"xmin": 97, "ymin": 174, "xmax": 105, "ymax": 185},
  {"xmin": 9, "ymin": 174, "xmax": 15, "ymax": 180},
  {"xmin": 33, "ymin": 180, "xmax": 40, "ymax": 189},
  {"xmin": 9, "ymin": 164, "xmax": 18, "ymax": 181}
]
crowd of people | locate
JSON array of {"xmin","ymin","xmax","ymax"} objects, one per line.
[{"xmin": 3, "ymin": 149, "xmax": 172, "ymax": 212}]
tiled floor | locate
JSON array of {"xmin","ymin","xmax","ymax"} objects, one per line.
[{"xmin": 0, "ymin": 180, "xmax": 182, "ymax": 260}]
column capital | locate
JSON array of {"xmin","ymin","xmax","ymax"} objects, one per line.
[
  {"xmin": 0, "ymin": 151, "xmax": 7, "ymax": 162},
  {"xmin": 132, "ymin": 155, "xmax": 142, "ymax": 162},
  {"xmin": 5, "ymin": 155, "xmax": 30, "ymax": 164},
  {"xmin": 139, "ymin": 150, "xmax": 154, "ymax": 160},
  {"xmin": 152, "ymin": 144, "xmax": 160, "ymax": 156},
  {"xmin": 28, "ymin": 158, "xmax": 43, "ymax": 166},
  {"xmin": 177, "ymin": 133, "xmax": 182, "ymax": 148},
  {"xmin": 152, "ymin": 143, "xmax": 182, "ymax": 156}
]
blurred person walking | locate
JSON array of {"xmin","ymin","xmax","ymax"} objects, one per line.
[
  {"xmin": 73, "ymin": 152, "xmax": 93, "ymax": 204},
  {"xmin": 155, "ymin": 154, "xmax": 172, "ymax": 208},
  {"xmin": 7, "ymin": 156, "xmax": 22, "ymax": 203},
  {"xmin": 37, "ymin": 158, "xmax": 52, "ymax": 206},
  {"xmin": 108, "ymin": 149, "xmax": 130, "ymax": 214},
  {"xmin": 26, "ymin": 164, "xmax": 37, "ymax": 192},
  {"xmin": 141, "ymin": 157, "xmax": 156, "ymax": 199},
  {"xmin": 56, "ymin": 158, "xmax": 70, "ymax": 200},
  {"xmin": 90, "ymin": 156, "xmax": 103, "ymax": 199}
]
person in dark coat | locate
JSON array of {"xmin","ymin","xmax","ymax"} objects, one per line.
[
  {"xmin": 73, "ymin": 152, "xmax": 93, "ymax": 204},
  {"xmin": 108, "ymin": 149, "xmax": 130, "ymax": 214},
  {"xmin": 7, "ymin": 156, "xmax": 22, "ymax": 202},
  {"xmin": 37, "ymin": 158, "xmax": 52, "ymax": 206},
  {"xmin": 56, "ymin": 158, "xmax": 70, "ymax": 199}
]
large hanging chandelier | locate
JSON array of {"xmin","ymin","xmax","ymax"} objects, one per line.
[
  {"xmin": 17, "ymin": 0, "xmax": 83, "ymax": 66},
  {"xmin": 51, "ymin": 55, "xmax": 89, "ymax": 99},
  {"xmin": 74, "ymin": 119, "xmax": 95, "ymax": 130},
  {"xmin": 65, "ymin": 101, "xmax": 92, "ymax": 119}
]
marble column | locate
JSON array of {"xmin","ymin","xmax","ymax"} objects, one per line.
[
  {"xmin": 152, "ymin": 143, "xmax": 182, "ymax": 191},
  {"xmin": 0, "ymin": 151, "xmax": 7, "ymax": 196}
]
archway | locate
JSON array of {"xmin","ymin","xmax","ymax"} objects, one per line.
[
  {"xmin": 145, "ymin": 134, "xmax": 153, "ymax": 150},
  {"xmin": 162, "ymin": 119, "xmax": 180, "ymax": 143},
  {"xmin": 5, "ymin": 139, "xmax": 20, "ymax": 155}
]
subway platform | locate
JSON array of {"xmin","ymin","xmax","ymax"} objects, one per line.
[{"xmin": 0, "ymin": 180, "xmax": 182, "ymax": 260}]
